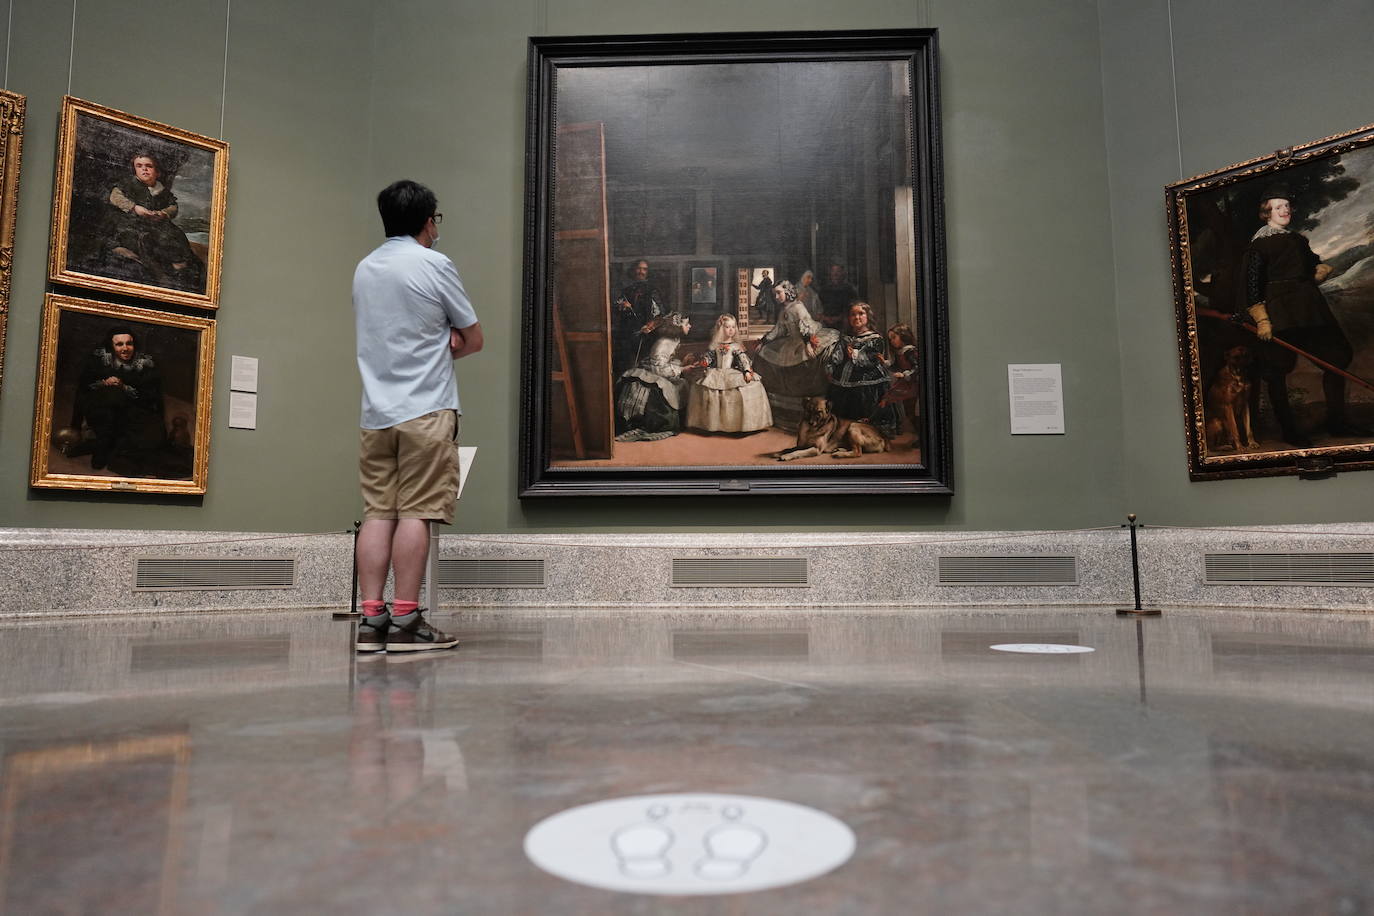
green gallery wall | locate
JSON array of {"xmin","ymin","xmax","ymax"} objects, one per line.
[{"xmin": 0, "ymin": 0, "xmax": 1368, "ymax": 537}]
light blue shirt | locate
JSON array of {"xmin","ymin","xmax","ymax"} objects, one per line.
[{"xmin": 353, "ymin": 236, "xmax": 478, "ymax": 429}]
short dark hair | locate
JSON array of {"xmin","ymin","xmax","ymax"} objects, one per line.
[
  {"xmin": 377, "ymin": 180, "xmax": 437, "ymax": 238},
  {"xmin": 108, "ymin": 326, "xmax": 136, "ymax": 350},
  {"xmin": 130, "ymin": 152, "xmax": 160, "ymax": 170},
  {"xmin": 1258, "ymin": 197, "xmax": 1291, "ymax": 221}
]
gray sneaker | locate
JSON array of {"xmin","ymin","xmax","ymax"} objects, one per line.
[
  {"xmin": 386, "ymin": 610, "xmax": 460, "ymax": 652},
  {"xmin": 355, "ymin": 613, "xmax": 390, "ymax": 653}
]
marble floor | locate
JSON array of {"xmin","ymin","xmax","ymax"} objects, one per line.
[{"xmin": 0, "ymin": 606, "xmax": 1371, "ymax": 914}]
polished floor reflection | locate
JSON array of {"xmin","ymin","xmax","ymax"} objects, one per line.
[{"xmin": 0, "ymin": 607, "xmax": 1371, "ymax": 914}]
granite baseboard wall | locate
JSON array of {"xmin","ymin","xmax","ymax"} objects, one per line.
[{"xmin": 2, "ymin": 524, "xmax": 1372, "ymax": 618}]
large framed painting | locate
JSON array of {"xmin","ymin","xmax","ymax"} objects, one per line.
[
  {"xmin": 1168, "ymin": 121, "xmax": 1374, "ymax": 480},
  {"xmin": 0, "ymin": 90, "xmax": 23, "ymax": 401},
  {"xmin": 30, "ymin": 294, "xmax": 215, "ymax": 495},
  {"xmin": 520, "ymin": 30, "xmax": 951, "ymax": 497},
  {"xmin": 49, "ymin": 96, "xmax": 229, "ymax": 309}
]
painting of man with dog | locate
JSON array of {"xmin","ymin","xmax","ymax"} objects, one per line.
[
  {"xmin": 1169, "ymin": 121, "xmax": 1374, "ymax": 479},
  {"xmin": 521, "ymin": 32, "xmax": 952, "ymax": 496}
]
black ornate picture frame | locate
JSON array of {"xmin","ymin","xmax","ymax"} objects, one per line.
[
  {"xmin": 1168, "ymin": 121, "xmax": 1374, "ymax": 480},
  {"xmin": 520, "ymin": 30, "xmax": 951, "ymax": 497}
]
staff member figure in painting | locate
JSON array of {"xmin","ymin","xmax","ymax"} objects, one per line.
[
  {"xmin": 613, "ymin": 259, "xmax": 662, "ymax": 377},
  {"xmin": 752, "ymin": 269, "xmax": 777, "ymax": 323},
  {"xmin": 816, "ymin": 262, "xmax": 860, "ymax": 328},
  {"xmin": 1239, "ymin": 186, "xmax": 1364, "ymax": 446},
  {"xmin": 826, "ymin": 302, "xmax": 902, "ymax": 438},
  {"xmin": 685, "ymin": 314, "xmax": 772, "ymax": 434},
  {"xmin": 614, "ymin": 313, "xmax": 691, "ymax": 442},
  {"xmin": 795, "ymin": 269, "xmax": 821, "ymax": 319},
  {"xmin": 103, "ymin": 152, "xmax": 204, "ymax": 292},
  {"xmin": 67, "ymin": 325, "xmax": 182, "ymax": 477}
]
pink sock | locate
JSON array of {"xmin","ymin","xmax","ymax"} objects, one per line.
[
  {"xmin": 361, "ymin": 600, "xmax": 387, "ymax": 617},
  {"xmin": 392, "ymin": 600, "xmax": 419, "ymax": 616}
]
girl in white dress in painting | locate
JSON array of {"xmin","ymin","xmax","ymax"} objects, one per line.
[{"xmin": 685, "ymin": 314, "xmax": 773, "ymax": 434}]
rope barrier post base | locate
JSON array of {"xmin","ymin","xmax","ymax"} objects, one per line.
[
  {"xmin": 332, "ymin": 520, "xmax": 363, "ymax": 620},
  {"xmin": 1116, "ymin": 513, "xmax": 1161, "ymax": 617}
]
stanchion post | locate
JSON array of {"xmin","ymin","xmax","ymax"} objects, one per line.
[
  {"xmin": 425, "ymin": 520, "xmax": 439, "ymax": 613},
  {"xmin": 1116, "ymin": 513, "xmax": 1162, "ymax": 617},
  {"xmin": 333, "ymin": 520, "xmax": 363, "ymax": 620}
]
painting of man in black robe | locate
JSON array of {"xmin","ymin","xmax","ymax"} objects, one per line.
[{"xmin": 48, "ymin": 312, "xmax": 198, "ymax": 480}]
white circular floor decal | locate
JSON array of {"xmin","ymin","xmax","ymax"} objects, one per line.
[
  {"xmin": 524, "ymin": 793, "xmax": 855, "ymax": 895},
  {"xmin": 990, "ymin": 643, "xmax": 1095, "ymax": 654}
]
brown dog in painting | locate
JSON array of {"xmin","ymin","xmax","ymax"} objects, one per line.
[
  {"xmin": 1205, "ymin": 345, "xmax": 1258, "ymax": 452},
  {"xmin": 776, "ymin": 396, "xmax": 889, "ymax": 460}
]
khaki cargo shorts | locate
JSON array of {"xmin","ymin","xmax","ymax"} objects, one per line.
[{"xmin": 359, "ymin": 410, "xmax": 460, "ymax": 524}]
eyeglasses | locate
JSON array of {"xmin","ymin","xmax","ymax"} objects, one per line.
[{"xmin": 431, "ymin": 213, "xmax": 444, "ymax": 225}]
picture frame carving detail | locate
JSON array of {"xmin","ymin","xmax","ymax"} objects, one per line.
[
  {"xmin": 520, "ymin": 30, "xmax": 952, "ymax": 497},
  {"xmin": 0, "ymin": 89, "xmax": 24, "ymax": 401},
  {"xmin": 49, "ymin": 96, "xmax": 229, "ymax": 309},
  {"xmin": 30, "ymin": 294, "xmax": 215, "ymax": 495},
  {"xmin": 1168, "ymin": 121, "xmax": 1374, "ymax": 479}
]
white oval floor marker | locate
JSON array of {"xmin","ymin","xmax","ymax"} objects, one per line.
[
  {"xmin": 990, "ymin": 643, "xmax": 1095, "ymax": 654},
  {"xmin": 524, "ymin": 793, "xmax": 855, "ymax": 895}
]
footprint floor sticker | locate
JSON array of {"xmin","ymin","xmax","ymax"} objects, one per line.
[{"xmin": 525, "ymin": 794, "xmax": 855, "ymax": 895}]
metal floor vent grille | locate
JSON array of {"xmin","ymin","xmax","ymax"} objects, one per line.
[
  {"xmin": 672, "ymin": 557, "xmax": 810, "ymax": 588},
  {"xmin": 435, "ymin": 558, "xmax": 547, "ymax": 588},
  {"xmin": 938, "ymin": 555, "xmax": 1079, "ymax": 586},
  {"xmin": 1204, "ymin": 552, "xmax": 1374, "ymax": 586},
  {"xmin": 134, "ymin": 557, "xmax": 297, "ymax": 591}
]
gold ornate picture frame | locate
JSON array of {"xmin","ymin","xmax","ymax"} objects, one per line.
[
  {"xmin": 49, "ymin": 96, "xmax": 228, "ymax": 309},
  {"xmin": 1167, "ymin": 121, "xmax": 1374, "ymax": 480},
  {"xmin": 31, "ymin": 294, "xmax": 215, "ymax": 495},
  {"xmin": 0, "ymin": 89, "xmax": 24, "ymax": 398}
]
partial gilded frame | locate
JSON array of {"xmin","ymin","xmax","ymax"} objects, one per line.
[
  {"xmin": 0, "ymin": 90, "xmax": 24, "ymax": 399},
  {"xmin": 30, "ymin": 294, "xmax": 216, "ymax": 495}
]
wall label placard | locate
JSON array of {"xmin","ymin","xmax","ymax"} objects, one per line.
[{"xmin": 1008, "ymin": 363, "xmax": 1065, "ymax": 435}]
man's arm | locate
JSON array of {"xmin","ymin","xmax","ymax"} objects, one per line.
[{"xmin": 450, "ymin": 322, "xmax": 483, "ymax": 359}]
